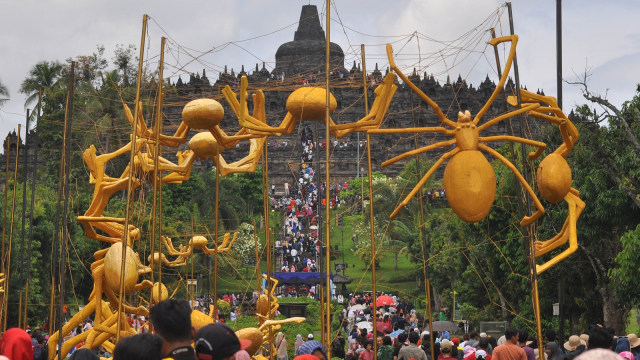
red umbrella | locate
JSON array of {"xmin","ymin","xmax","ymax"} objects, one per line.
[{"xmin": 376, "ymin": 295, "xmax": 395, "ymax": 307}]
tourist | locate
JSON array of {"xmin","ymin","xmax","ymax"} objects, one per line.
[
  {"xmin": 492, "ymin": 328, "xmax": 526, "ymax": 360},
  {"xmin": 378, "ymin": 336, "xmax": 394, "ymax": 360},
  {"xmin": 297, "ymin": 340, "xmax": 328, "ymax": 360},
  {"xmin": 295, "ymin": 334, "xmax": 305, "ymax": 354},
  {"xmin": 564, "ymin": 335, "xmax": 587, "ymax": 360},
  {"xmin": 359, "ymin": 340, "xmax": 374, "ymax": 360},
  {"xmin": 149, "ymin": 298, "xmax": 196, "ymax": 360},
  {"xmin": 332, "ymin": 332, "xmax": 346, "ymax": 359},
  {"xmin": 0, "ymin": 328, "xmax": 33, "ymax": 360},
  {"xmin": 69, "ymin": 348, "xmax": 99, "ymax": 360},
  {"xmin": 113, "ymin": 333, "xmax": 163, "ymax": 360},
  {"xmin": 276, "ymin": 332, "xmax": 289, "ymax": 360},
  {"xmin": 393, "ymin": 332, "xmax": 409, "ymax": 360},
  {"xmin": 398, "ymin": 331, "xmax": 427, "ymax": 360},
  {"xmin": 517, "ymin": 330, "xmax": 534, "ymax": 360},
  {"xmin": 544, "ymin": 342, "xmax": 562, "ymax": 360},
  {"xmin": 194, "ymin": 323, "xmax": 252, "ymax": 360},
  {"xmin": 628, "ymin": 334, "xmax": 640, "ymax": 359},
  {"xmin": 439, "ymin": 341, "xmax": 455, "ymax": 360}
]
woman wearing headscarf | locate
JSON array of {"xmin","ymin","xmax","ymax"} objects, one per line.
[
  {"xmin": 277, "ymin": 332, "xmax": 289, "ymax": 360},
  {"xmin": 295, "ymin": 334, "xmax": 305, "ymax": 354},
  {"xmin": 0, "ymin": 328, "xmax": 33, "ymax": 360},
  {"xmin": 545, "ymin": 342, "xmax": 563, "ymax": 360}
]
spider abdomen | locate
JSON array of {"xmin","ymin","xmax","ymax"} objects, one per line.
[
  {"xmin": 537, "ymin": 153, "xmax": 572, "ymax": 203},
  {"xmin": 444, "ymin": 150, "xmax": 496, "ymax": 222}
]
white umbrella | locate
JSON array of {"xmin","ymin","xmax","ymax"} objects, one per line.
[
  {"xmin": 356, "ymin": 321, "xmax": 373, "ymax": 332},
  {"xmin": 350, "ymin": 304, "xmax": 366, "ymax": 311}
]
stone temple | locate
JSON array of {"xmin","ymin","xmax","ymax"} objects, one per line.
[{"xmin": 164, "ymin": 4, "xmax": 532, "ymax": 194}]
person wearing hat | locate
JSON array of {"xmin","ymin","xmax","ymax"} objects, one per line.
[
  {"xmin": 296, "ymin": 340, "xmax": 328, "ymax": 360},
  {"xmin": 194, "ymin": 323, "xmax": 252, "ymax": 360},
  {"xmin": 491, "ymin": 328, "xmax": 526, "ymax": 360},
  {"xmin": 562, "ymin": 335, "xmax": 587, "ymax": 360},
  {"xmin": 308, "ymin": 334, "xmax": 315, "ymax": 341},
  {"xmin": 440, "ymin": 340, "xmax": 455, "ymax": 360}
]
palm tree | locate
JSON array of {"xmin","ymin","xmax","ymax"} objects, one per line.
[
  {"xmin": 0, "ymin": 79, "xmax": 8, "ymax": 106},
  {"xmin": 19, "ymin": 60, "xmax": 64, "ymax": 111}
]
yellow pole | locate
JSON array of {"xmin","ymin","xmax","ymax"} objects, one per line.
[
  {"xmin": 117, "ymin": 14, "xmax": 147, "ymax": 342},
  {"xmin": 150, "ymin": 36, "xmax": 166, "ymax": 307},
  {"xmin": 1, "ymin": 137, "xmax": 10, "ymax": 328},
  {"xmin": 213, "ymin": 141, "xmax": 220, "ymax": 321},
  {"xmin": 362, "ymin": 45, "xmax": 378, "ymax": 359},
  {"xmin": 264, "ymin": 144, "xmax": 273, "ymax": 360},
  {"xmin": 4, "ymin": 124, "xmax": 21, "ymax": 331},
  {"xmin": 324, "ymin": 0, "xmax": 332, "ymax": 354}
]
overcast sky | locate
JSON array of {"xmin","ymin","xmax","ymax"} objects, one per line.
[{"xmin": 1, "ymin": 0, "xmax": 639, "ymax": 146}]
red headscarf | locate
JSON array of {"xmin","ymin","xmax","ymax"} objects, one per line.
[{"xmin": 0, "ymin": 328, "xmax": 33, "ymax": 360}]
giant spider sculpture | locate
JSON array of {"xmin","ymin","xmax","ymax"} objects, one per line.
[
  {"xmin": 507, "ymin": 89, "xmax": 585, "ymax": 274},
  {"xmin": 369, "ymin": 34, "xmax": 584, "ymax": 273},
  {"xmin": 371, "ymin": 35, "xmax": 546, "ymax": 224},
  {"xmin": 225, "ymin": 74, "xmax": 397, "ymax": 139}
]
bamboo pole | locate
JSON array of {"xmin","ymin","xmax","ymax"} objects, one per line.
[
  {"xmin": 361, "ymin": 45, "xmax": 378, "ymax": 358},
  {"xmin": 57, "ymin": 61, "xmax": 76, "ymax": 360},
  {"xmin": 4, "ymin": 124, "xmax": 21, "ymax": 331},
  {"xmin": 324, "ymin": 0, "xmax": 332, "ymax": 354},
  {"xmin": 213, "ymin": 141, "xmax": 220, "ymax": 321},
  {"xmin": 117, "ymin": 14, "xmax": 147, "ymax": 342},
  {"xmin": 1, "ymin": 136, "xmax": 10, "ymax": 328},
  {"xmin": 264, "ymin": 143, "xmax": 273, "ymax": 360},
  {"xmin": 24, "ymin": 88, "xmax": 42, "ymax": 329},
  {"xmin": 253, "ymin": 218, "xmax": 260, "ymax": 288},
  {"xmin": 150, "ymin": 37, "xmax": 166, "ymax": 307},
  {"xmin": 18, "ymin": 110, "xmax": 31, "ymax": 328},
  {"xmin": 505, "ymin": 2, "xmax": 545, "ymax": 351}
]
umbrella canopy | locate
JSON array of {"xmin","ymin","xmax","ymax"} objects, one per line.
[
  {"xmin": 349, "ymin": 304, "xmax": 366, "ymax": 311},
  {"xmin": 356, "ymin": 321, "xmax": 373, "ymax": 332},
  {"xmin": 426, "ymin": 321, "xmax": 458, "ymax": 333},
  {"xmin": 376, "ymin": 295, "xmax": 395, "ymax": 307},
  {"xmin": 389, "ymin": 329, "xmax": 405, "ymax": 338},
  {"xmin": 376, "ymin": 321, "xmax": 391, "ymax": 333}
]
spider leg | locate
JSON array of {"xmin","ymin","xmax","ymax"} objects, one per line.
[
  {"xmin": 390, "ymin": 148, "xmax": 460, "ymax": 219},
  {"xmin": 382, "ymin": 139, "xmax": 456, "ymax": 167},
  {"xmin": 479, "ymin": 135, "xmax": 546, "ymax": 160},
  {"xmin": 331, "ymin": 73, "xmax": 398, "ymax": 133},
  {"xmin": 477, "ymin": 103, "xmax": 539, "ymax": 132},
  {"xmin": 478, "ymin": 143, "xmax": 545, "ymax": 226},
  {"xmin": 474, "ymin": 34, "xmax": 518, "ymax": 124},
  {"xmin": 387, "ymin": 44, "xmax": 455, "ymax": 128},
  {"xmin": 535, "ymin": 190, "xmax": 585, "ymax": 274}
]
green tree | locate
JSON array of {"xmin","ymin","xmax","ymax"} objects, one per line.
[
  {"xmin": 19, "ymin": 60, "xmax": 64, "ymax": 110},
  {"xmin": 0, "ymin": 79, "xmax": 9, "ymax": 106}
]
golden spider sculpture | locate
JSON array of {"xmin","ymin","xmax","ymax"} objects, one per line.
[
  {"xmin": 236, "ymin": 275, "xmax": 305, "ymax": 360},
  {"xmin": 48, "ymin": 242, "xmax": 158, "ymax": 360},
  {"xmin": 184, "ymin": 90, "xmax": 268, "ymax": 177},
  {"xmin": 507, "ymin": 89, "xmax": 585, "ymax": 274},
  {"xmin": 225, "ymin": 74, "xmax": 397, "ymax": 139},
  {"xmin": 56, "ymin": 103, "xmax": 200, "ymax": 359},
  {"xmin": 148, "ymin": 233, "xmax": 238, "ymax": 267},
  {"xmin": 371, "ymin": 34, "xmax": 548, "ymax": 224}
]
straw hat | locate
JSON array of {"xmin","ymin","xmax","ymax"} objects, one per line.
[
  {"xmin": 580, "ymin": 334, "xmax": 589, "ymax": 344},
  {"xmin": 628, "ymin": 334, "xmax": 640, "ymax": 348},
  {"xmin": 564, "ymin": 335, "xmax": 586, "ymax": 351}
]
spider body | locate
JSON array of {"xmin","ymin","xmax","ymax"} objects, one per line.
[{"xmin": 536, "ymin": 153, "xmax": 572, "ymax": 203}]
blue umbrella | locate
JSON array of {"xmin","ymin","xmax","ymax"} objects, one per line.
[{"xmin": 389, "ymin": 329, "xmax": 405, "ymax": 338}]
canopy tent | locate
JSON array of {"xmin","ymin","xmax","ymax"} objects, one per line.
[{"xmin": 272, "ymin": 272, "xmax": 333, "ymax": 286}]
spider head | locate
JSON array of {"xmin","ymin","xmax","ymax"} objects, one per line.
[{"xmin": 457, "ymin": 110, "xmax": 472, "ymax": 124}]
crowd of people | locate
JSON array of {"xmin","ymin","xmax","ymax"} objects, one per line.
[{"xmin": 4, "ymin": 295, "xmax": 640, "ymax": 360}]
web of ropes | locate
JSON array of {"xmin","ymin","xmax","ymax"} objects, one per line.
[{"xmin": 45, "ymin": 0, "xmax": 547, "ymax": 331}]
